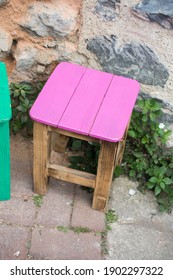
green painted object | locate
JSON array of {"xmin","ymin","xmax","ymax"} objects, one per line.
[{"xmin": 0, "ymin": 62, "xmax": 12, "ymax": 200}]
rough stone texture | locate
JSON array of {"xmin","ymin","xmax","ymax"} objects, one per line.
[
  {"xmin": 0, "ymin": 225, "xmax": 29, "ymax": 260},
  {"xmin": 10, "ymin": 134, "xmax": 34, "ymax": 196},
  {"xmin": 166, "ymin": 124, "xmax": 173, "ymax": 148},
  {"xmin": 106, "ymin": 176, "xmax": 173, "ymax": 260},
  {"xmin": 132, "ymin": 0, "xmax": 173, "ymax": 29},
  {"xmin": 35, "ymin": 179, "xmax": 74, "ymax": 228},
  {"xmin": 20, "ymin": 1, "xmax": 79, "ymax": 38},
  {"xmin": 29, "ymin": 228, "xmax": 103, "ymax": 260},
  {"xmin": 13, "ymin": 41, "xmax": 57, "ymax": 81},
  {"xmin": 0, "ymin": 28, "xmax": 12, "ymax": 58},
  {"xmin": 0, "ymin": 0, "xmax": 172, "ymax": 116},
  {"xmin": 0, "ymin": 197, "xmax": 36, "ymax": 226},
  {"xmin": 107, "ymin": 224, "xmax": 173, "ymax": 260},
  {"xmin": 1, "ymin": 130, "xmax": 173, "ymax": 261},
  {"xmin": 0, "ymin": 0, "xmax": 9, "ymax": 7},
  {"xmin": 14, "ymin": 42, "xmax": 38, "ymax": 72},
  {"xmin": 7, "ymin": 134, "xmax": 104, "ymax": 260},
  {"xmin": 71, "ymin": 187, "xmax": 105, "ymax": 231},
  {"xmin": 11, "ymin": 39, "xmax": 85, "ymax": 82},
  {"xmin": 94, "ymin": 0, "xmax": 120, "ymax": 21},
  {"xmin": 87, "ymin": 35, "xmax": 169, "ymax": 87}
]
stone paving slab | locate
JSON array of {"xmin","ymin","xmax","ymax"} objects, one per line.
[
  {"xmin": 71, "ymin": 187, "xmax": 105, "ymax": 232},
  {"xmin": 29, "ymin": 228, "xmax": 103, "ymax": 260},
  {"xmin": 35, "ymin": 179, "xmax": 75, "ymax": 228},
  {"xmin": 107, "ymin": 223, "xmax": 173, "ymax": 260},
  {"xmin": 106, "ymin": 176, "xmax": 173, "ymax": 260},
  {"xmin": 11, "ymin": 134, "xmax": 34, "ymax": 196},
  {"xmin": 0, "ymin": 224, "xmax": 30, "ymax": 260},
  {"xmin": 0, "ymin": 196, "xmax": 36, "ymax": 226},
  {"xmin": 0, "ymin": 134, "xmax": 104, "ymax": 260},
  {"xmin": 108, "ymin": 176, "xmax": 158, "ymax": 221},
  {"xmin": 1, "ymin": 134, "xmax": 173, "ymax": 261}
]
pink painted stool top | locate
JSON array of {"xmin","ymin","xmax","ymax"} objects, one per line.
[{"xmin": 30, "ymin": 62, "xmax": 140, "ymax": 142}]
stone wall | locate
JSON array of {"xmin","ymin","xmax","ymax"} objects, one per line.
[{"xmin": 0, "ymin": 0, "xmax": 173, "ymax": 138}]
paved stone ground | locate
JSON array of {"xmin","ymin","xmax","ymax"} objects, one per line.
[
  {"xmin": 0, "ymin": 134, "xmax": 173, "ymax": 260},
  {"xmin": 106, "ymin": 177, "xmax": 173, "ymax": 260},
  {"xmin": 0, "ymin": 134, "xmax": 105, "ymax": 260}
]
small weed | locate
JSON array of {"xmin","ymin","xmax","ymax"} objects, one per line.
[
  {"xmin": 26, "ymin": 241, "xmax": 31, "ymax": 250},
  {"xmin": 56, "ymin": 225, "xmax": 91, "ymax": 234},
  {"xmin": 100, "ymin": 210, "xmax": 118, "ymax": 256},
  {"xmin": 56, "ymin": 226, "xmax": 69, "ymax": 233},
  {"xmin": 100, "ymin": 230, "xmax": 109, "ymax": 255},
  {"xmin": 33, "ymin": 195, "xmax": 43, "ymax": 207},
  {"xmin": 72, "ymin": 226, "xmax": 91, "ymax": 234},
  {"xmin": 106, "ymin": 209, "xmax": 118, "ymax": 224},
  {"xmin": 105, "ymin": 209, "xmax": 118, "ymax": 231}
]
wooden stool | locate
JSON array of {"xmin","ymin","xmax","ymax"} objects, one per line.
[
  {"xmin": 30, "ymin": 62, "xmax": 140, "ymax": 211},
  {"xmin": 0, "ymin": 62, "xmax": 12, "ymax": 200}
]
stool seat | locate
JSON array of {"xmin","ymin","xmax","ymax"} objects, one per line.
[
  {"xmin": 30, "ymin": 62, "xmax": 140, "ymax": 142},
  {"xmin": 30, "ymin": 62, "xmax": 140, "ymax": 211}
]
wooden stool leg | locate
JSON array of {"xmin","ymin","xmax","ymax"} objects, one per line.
[
  {"xmin": 33, "ymin": 122, "xmax": 51, "ymax": 195},
  {"xmin": 92, "ymin": 141, "xmax": 118, "ymax": 211},
  {"xmin": 115, "ymin": 121, "xmax": 130, "ymax": 166},
  {"xmin": 52, "ymin": 133, "xmax": 69, "ymax": 153}
]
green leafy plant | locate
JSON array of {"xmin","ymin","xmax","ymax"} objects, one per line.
[
  {"xmin": 32, "ymin": 194, "xmax": 43, "ymax": 207},
  {"xmin": 56, "ymin": 226, "xmax": 69, "ymax": 233},
  {"xmin": 69, "ymin": 140, "xmax": 100, "ymax": 175},
  {"xmin": 56, "ymin": 225, "xmax": 91, "ymax": 234},
  {"xmin": 105, "ymin": 209, "xmax": 118, "ymax": 230},
  {"xmin": 123, "ymin": 98, "xmax": 173, "ymax": 212},
  {"xmin": 72, "ymin": 226, "xmax": 91, "ymax": 234},
  {"xmin": 10, "ymin": 82, "xmax": 44, "ymax": 135},
  {"xmin": 69, "ymin": 99, "xmax": 173, "ymax": 212}
]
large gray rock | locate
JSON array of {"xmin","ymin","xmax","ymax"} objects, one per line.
[
  {"xmin": 94, "ymin": 0, "xmax": 120, "ymax": 21},
  {"xmin": 0, "ymin": 29, "xmax": 12, "ymax": 58},
  {"xmin": 0, "ymin": 0, "xmax": 9, "ymax": 6},
  {"xmin": 87, "ymin": 35, "xmax": 169, "ymax": 87},
  {"xmin": 14, "ymin": 42, "xmax": 38, "ymax": 72},
  {"xmin": 132, "ymin": 0, "xmax": 173, "ymax": 29},
  {"xmin": 13, "ymin": 41, "xmax": 58, "ymax": 81},
  {"xmin": 20, "ymin": 1, "xmax": 78, "ymax": 37}
]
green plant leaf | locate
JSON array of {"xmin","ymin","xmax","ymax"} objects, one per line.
[
  {"xmin": 21, "ymin": 115, "xmax": 28, "ymax": 124},
  {"xmin": 149, "ymin": 177, "xmax": 158, "ymax": 184},
  {"xmin": 160, "ymin": 181, "xmax": 165, "ymax": 190},
  {"xmin": 163, "ymin": 178, "xmax": 173, "ymax": 185},
  {"xmin": 128, "ymin": 130, "xmax": 136, "ymax": 138},
  {"xmin": 154, "ymin": 185, "xmax": 162, "ymax": 196},
  {"xmin": 137, "ymin": 99, "xmax": 144, "ymax": 108},
  {"xmin": 72, "ymin": 139, "xmax": 82, "ymax": 150},
  {"xmin": 146, "ymin": 182, "xmax": 154, "ymax": 189},
  {"xmin": 142, "ymin": 115, "xmax": 148, "ymax": 122},
  {"xmin": 16, "ymin": 105, "xmax": 24, "ymax": 112},
  {"xmin": 20, "ymin": 90, "xmax": 26, "ymax": 97},
  {"xmin": 22, "ymin": 84, "xmax": 32, "ymax": 91},
  {"xmin": 129, "ymin": 170, "xmax": 136, "ymax": 177},
  {"xmin": 114, "ymin": 166, "xmax": 122, "ymax": 177},
  {"xmin": 24, "ymin": 98, "xmax": 30, "ymax": 106},
  {"xmin": 159, "ymin": 166, "xmax": 167, "ymax": 176},
  {"xmin": 149, "ymin": 112, "xmax": 156, "ymax": 121},
  {"xmin": 14, "ymin": 89, "xmax": 20, "ymax": 97}
]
